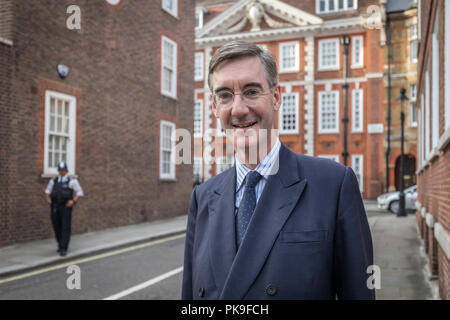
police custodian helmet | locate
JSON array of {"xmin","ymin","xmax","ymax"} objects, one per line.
[{"xmin": 57, "ymin": 161, "xmax": 68, "ymax": 171}]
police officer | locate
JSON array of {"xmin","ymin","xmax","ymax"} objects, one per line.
[{"xmin": 45, "ymin": 161, "xmax": 84, "ymax": 256}]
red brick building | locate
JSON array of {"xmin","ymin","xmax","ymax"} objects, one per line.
[
  {"xmin": 193, "ymin": 0, "xmax": 385, "ymax": 199},
  {"xmin": 381, "ymin": 0, "xmax": 418, "ymax": 193},
  {"xmin": 415, "ymin": 0, "xmax": 450, "ymax": 300},
  {"xmin": 0, "ymin": 0, "xmax": 195, "ymax": 246}
]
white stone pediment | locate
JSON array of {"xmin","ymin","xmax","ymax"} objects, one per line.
[{"xmin": 196, "ymin": 0, "xmax": 323, "ymax": 38}]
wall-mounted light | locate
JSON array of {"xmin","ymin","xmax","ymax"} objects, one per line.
[
  {"xmin": 105, "ymin": 0, "xmax": 121, "ymax": 6},
  {"xmin": 57, "ymin": 64, "xmax": 69, "ymax": 79}
]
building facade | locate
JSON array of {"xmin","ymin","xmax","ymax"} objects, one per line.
[
  {"xmin": 194, "ymin": 0, "xmax": 386, "ymax": 199},
  {"xmin": 415, "ymin": 0, "xmax": 450, "ymax": 300},
  {"xmin": 382, "ymin": 0, "xmax": 418, "ymax": 193},
  {"xmin": 0, "ymin": 0, "xmax": 195, "ymax": 246}
]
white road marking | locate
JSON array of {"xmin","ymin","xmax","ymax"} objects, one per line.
[
  {"xmin": 0, "ymin": 233, "xmax": 185, "ymax": 285},
  {"xmin": 103, "ymin": 266, "xmax": 184, "ymax": 300}
]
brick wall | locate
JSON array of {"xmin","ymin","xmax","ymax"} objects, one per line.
[
  {"xmin": 438, "ymin": 245, "xmax": 450, "ymax": 300},
  {"xmin": 0, "ymin": 41, "xmax": 14, "ymax": 246},
  {"xmin": 416, "ymin": 0, "xmax": 450, "ymax": 299},
  {"xmin": 0, "ymin": 0, "xmax": 195, "ymax": 246}
]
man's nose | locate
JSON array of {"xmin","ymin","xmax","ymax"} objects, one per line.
[{"xmin": 230, "ymin": 94, "xmax": 250, "ymax": 117}]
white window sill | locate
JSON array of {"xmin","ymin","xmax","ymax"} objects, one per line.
[
  {"xmin": 318, "ymin": 130, "xmax": 339, "ymax": 134},
  {"xmin": 316, "ymin": 9, "xmax": 358, "ymax": 15},
  {"xmin": 0, "ymin": 37, "xmax": 13, "ymax": 46},
  {"xmin": 279, "ymin": 68, "xmax": 300, "ymax": 74},
  {"xmin": 434, "ymin": 223, "xmax": 450, "ymax": 261},
  {"xmin": 416, "ymin": 127, "xmax": 450, "ymax": 174},
  {"xmin": 162, "ymin": 8, "xmax": 179, "ymax": 19},
  {"xmin": 351, "ymin": 64, "xmax": 363, "ymax": 69},
  {"xmin": 318, "ymin": 66, "xmax": 340, "ymax": 72},
  {"xmin": 437, "ymin": 125, "xmax": 450, "ymax": 151},
  {"xmin": 161, "ymin": 91, "xmax": 178, "ymax": 100},
  {"xmin": 279, "ymin": 130, "xmax": 299, "ymax": 135},
  {"xmin": 159, "ymin": 177, "xmax": 177, "ymax": 182}
]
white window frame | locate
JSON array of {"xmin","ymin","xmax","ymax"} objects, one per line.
[
  {"xmin": 446, "ymin": 0, "xmax": 450, "ymax": 129},
  {"xmin": 421, "ymin": 93, "xmax": 425, "ymax": 165},
  {"xmin": 351, "ymin": 35, "xmax": 363, "ymax": 69},
  {"xmin": 352, "ymin": 89, "xmax": 363, "ymax": 133},
  {"xmin": 216, "ymin": 155, "xmax": 234, "ymax": 175},
  {"xmin": 352, "ymin": 154, "xmax": 364, "ymax": 192},
  {"xmin": 257, "ymin": 44, "xmax": 268, "ymax": 51},
  {"xmin": 194, "ymin": 52, "xmax": 204, "ymax": 81},
  {"xmin": 318, "ymin": 90, "xmax": 340, "ymax": 134},
  {"xmin": 318, "ymin": 154, "xmax": 340, "ymax": 162},
  {"xmin": 160, "ymin": 120, "xmax": 176, "ymax": 180},
  {"xmin": 410, "ymin": 84, "xmax": 417, "ymax": 127},
  {"xmin": 162, "ymin": 0, "xmax": 178, "ymax": 18},
  {"xmin": 410, "ymin": 24, "xmax": 418, "ymax": 64},
  {"xmin": 44, "ymin": 90, "xmax": 77, "ymax": 176},
  {"xmin": 195, "ymin": 8, "xmax": 204, "ymax": 29},
  {"xmin": 316, "ymin": 0, "xmax": 357, "ymax": 14},
  {"xmin": 425, "ymin": 68, "xmax": 430, "ymax": 156},
  {"xmin": 432, "ymin": 15, "xmax": 439, "ymax": 146},
  {"xmin": 194, "ymin": 99, "xmax": 203, "ymax": 138},
  {"xmin": 318, "ymin": 38, "xmax": 340, "ymax": 71},
  {"xmin": 279, "ymin": 92, "xmax": 299, "ymax": 134},
  {"xmin": 193, "ymin": 157, "xmax": 203, "ymax": 181},
  {"xmin": 279, "ymin": 41, "xmax": 300, "ymax": 73},
  {"xmin": 418, "ymin": 105, "xmax": 422, "ymax": 167},
  {"xmin": 161, "ymin": 36, "xmax": 177, "ymax": 99}
]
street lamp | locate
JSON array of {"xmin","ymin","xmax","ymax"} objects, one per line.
[
  {"xmin": 384, "ymin": 7, "xmax": 392, "ymax": 193},
  {"xmin": 397, "ymin": 88, "xmax": 408, "ymax": 217},
  {"xmin": 341, "ymin": 35, "xmax": 350, "ymax": 166}
]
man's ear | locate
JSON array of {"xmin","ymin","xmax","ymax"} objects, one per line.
[{"xmin": 272, "ymin": 84, "xmax": 282, "ymax": 112}]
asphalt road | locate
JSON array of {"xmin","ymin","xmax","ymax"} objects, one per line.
[
  {"xmin": 0, "ymin": 205, "xmax": 388, "ymax": 300},
  {"xmin": 0, "ymin": 234, "xmax": 186, "ymax": 300}
]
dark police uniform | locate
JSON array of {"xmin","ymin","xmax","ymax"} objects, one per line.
[
  {"xmin": 45, "ymin": 163, "xmax": 83, "ymax": 256},
  {"xmin": 50, "ymin": 176, "xmax": 74, "ymax": 254}
]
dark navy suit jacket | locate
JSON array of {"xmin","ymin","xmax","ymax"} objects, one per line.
[{"xmin": 182, "ymin": 143, "xmax": 375, "ymax": 300}]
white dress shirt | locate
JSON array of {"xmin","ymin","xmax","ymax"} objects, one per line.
[
  {"xmin": 45, "ymin": 174, "xmax": 84, "ymax": 196},
  {"xmin": 234, "ymin": 138, "xmax": 281, "ymax": 211}
]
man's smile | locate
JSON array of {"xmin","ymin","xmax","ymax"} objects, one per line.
[{"xmin": 232, "ymin": 120, "xmax": 258, "ymax": 129}]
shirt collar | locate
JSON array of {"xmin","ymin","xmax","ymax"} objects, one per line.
[{"xmin": 235, "ymin": 138, "xmax": 281, "ymax": 192}]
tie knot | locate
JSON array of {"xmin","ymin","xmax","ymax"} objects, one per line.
[{"xmin": 245, "ymin": 171, "xmax": 262, "ymax": 188}]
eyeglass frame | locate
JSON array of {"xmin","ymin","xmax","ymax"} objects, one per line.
[{"xmin": 212, "ymin": 83, "xmax": 275, "ymax": 109}]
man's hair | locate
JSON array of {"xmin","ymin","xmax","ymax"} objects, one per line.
[{"xmin": 208, "ymin": 40, "xmax": 279, "ymax": 92}]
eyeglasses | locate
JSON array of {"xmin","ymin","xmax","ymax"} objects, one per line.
[{"xmin": 213, "ymin": 87, "xmax": 272, "ymax": 108}]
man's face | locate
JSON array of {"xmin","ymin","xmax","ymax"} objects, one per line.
[
  {"xmin": 211, "ymin": 56, "xmax": 281, "ymax": 152},
  {"xmin": 58, "ymin": 169, "xmax": 67, "ymax": 176}
]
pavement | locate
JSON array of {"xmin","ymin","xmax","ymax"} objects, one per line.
[
  {"xmin": 366, "ymin": 200, "xmax": 440, "ymax": 300},
  {"xmin": 0, "ymin": 201, "xmax": 440, "ymax": 299}
]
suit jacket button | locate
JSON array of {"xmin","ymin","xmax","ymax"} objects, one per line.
[
  {"xmin": 198, "ymin": 287, "xmax": 205, "ymax": 298},
  {"xmin": 266, "ymin": 284, "xmax": 277, "ymax": 296}
]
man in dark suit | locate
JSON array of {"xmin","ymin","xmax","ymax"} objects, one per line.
[{"xmin": 182, "ymin": 41, "xmax": 375, "ymax": 300}]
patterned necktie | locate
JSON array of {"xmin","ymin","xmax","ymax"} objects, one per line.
[{"xmin": 236, "ymin": 170, "xmax": 262, "ymax": 248}]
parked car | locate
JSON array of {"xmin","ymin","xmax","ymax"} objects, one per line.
[{"xmin": 377, "ymin": 185, "xmax": 417, "ymax": 214}]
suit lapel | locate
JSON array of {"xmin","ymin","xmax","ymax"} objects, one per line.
[
  {"xmin": 220, "ymin": 144, "xmax": 307, "ymax": 299},
  {"xmin": 207, "ymin": 167, "xmax": 237, "ymax": 293}
]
